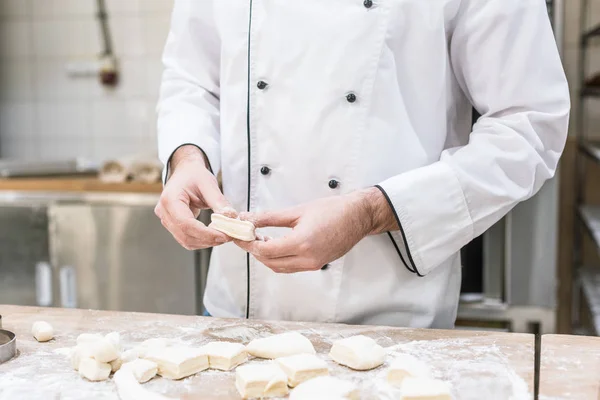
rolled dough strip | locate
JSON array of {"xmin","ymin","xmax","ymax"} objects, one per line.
[
  {"xmin": 145, "ymin": 346, "xmax": 208, "ymax": 380},
  {"xmin": 235, "ymin": 363, "xmax": 289, "ymax": 399},
  {"xmin": 329, "ymin": 335, "xmax": 386, "ymax": 371},
  {"xmin": 399, "ymin": 377, "xmax": 453, "ymax": 400},
  {"xmin": 290, "ymin": 376, "xmax": 359, "ymax": 400},
  {"xmin": 246, "ymin": 332, "xmax": 316, "ymax": 359},
  {"xmin": 209, "ymin": 214, "xmax": 256, "ymax": 241},
  {"xmin": 114, "ymin": 368, "xmax": 171, "ymax": 400},
  {"xmin": 387, "ymin": 354, "xmax": 431, "ymax": 386},
  {"xmin": 275, "ymin": 353, "xmax": 329, "ymax": 387},
  {"xmin": 31, "ymin": 321, "xmax": 53, "ymax": 342},
  {"xmin": 79, "ymin": 358, "xmax": 111, "ymax": 381},
  {"xmin": 202, "ymin": 341, "xmax": 248, "ymax": 371}
]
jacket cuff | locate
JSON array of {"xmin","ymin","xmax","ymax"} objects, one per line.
[{"xmin": 377, "ymin": 162, "xmax": 474, "ymax": 275}]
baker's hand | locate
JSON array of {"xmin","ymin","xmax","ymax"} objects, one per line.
[
  {"xmin": 235, "ymin": 187, "xmax": 398, "ymax": 273},
  {"xmin": 155, "ymin": 145, "xmax": 236, "ymax": 250}
]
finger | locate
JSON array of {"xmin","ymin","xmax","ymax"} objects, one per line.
[
  {"xmin": 162, "ymin": 198, "xmax": 230, "ymax": 246},
  {"xmin": 161, "ymin": 215, "xmax": 230, "ymax": 250},
  {"xmin": 234, "ymin": 234, "xmax": 305, "ymax": 259},
  {"xmin": 254, "ymin": 255, "xmax": 320, "ymax": 274},
  {"xmin": 197, "ymin": 172, "xmax": 237, "ymax": 216},
  {"xmin": 240, "ymin": 209, "xmax": 300, "ymax": 228}
]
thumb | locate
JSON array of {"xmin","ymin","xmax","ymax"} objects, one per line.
[
  {"xmin": 240, "ymin": 208, "xmax": 300, "ymax": 228},
  {"xmin": 198, "ymin": 176, "xmax": 237, "ymax": 217}
]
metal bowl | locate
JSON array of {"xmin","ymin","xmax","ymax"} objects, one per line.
[{"xmin": 0, "ymin": 328, "xmax": 17, "ymax": 364}]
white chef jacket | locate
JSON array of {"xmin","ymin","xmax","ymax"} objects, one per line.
[{"xmin": 157, "ymin": 0, "xmax": 570, "ymax": 328}]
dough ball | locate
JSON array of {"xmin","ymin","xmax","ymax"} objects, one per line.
[
  {"xmin": 90, "ymin": 338, "xmax": 120, "ymax": 363},
  {"xmin": 329, "ymin": 335, "xmax": 385, "ymax": 370},
  {"xmin": 290, "ymin": 376, "xmax": 359, "ymax": 400},
  {"xmin": 76, "ymin": 333, "xmax": 103, "ymax": 346},
  {"xmin": 31, "ymin": 321, "xmax": 53, "ymax": 342},
  {"xmin": 70, "ymin": 344, "xmax": 93, "ymax": 371},
  {"xmin": 122, "ymin": 359, "xmax": 159, "ymax": 383},
  {"xmin": 79, "ymin": 358, "xmax": 111, "ymax": 382},
  {"xmin": 105, "ymin": 332, "xmax": 122, "ymax": 352},
  {"xmin": 246, "ymin": 332, "xmax": 315, "ymax": 359},
  {"xmin": 121, "ymin": 348, "xmax": 140, "ymax": 364},
  {"xmin": 110, "ymin": 357, "xmax": 123, "ymax": 373}
]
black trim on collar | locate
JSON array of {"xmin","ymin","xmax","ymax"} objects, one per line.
[{"xmin": 374, "ymin": 185, "xmax": 423, "ymax": 277}]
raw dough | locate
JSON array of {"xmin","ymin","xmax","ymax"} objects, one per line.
[
  {"xmin": 235, "ymin": 363, "xmax": 289, "ymax": 399},
  {"xmin": 136, "ymin": 338, "xmax": 173, "ymax": 358},
  {"xmin": 387, "ymin": 354, "xmax": 432, "ymax": 386},
  {"xmin": 246, "ymin": 332, "xmax": 316, "ymax": 359},
  {"xmin": 399, "ymin": 377, "xmax": 453, "ymax": 400},
  {"xmin": 31, "ymin": 321, "xmax": 53, "ymax": 342},
  {"xmin": 121, "ymin": 348, "xmax": 140, "ymax": 364},
  {"xmin": 114, "ymin": 368, "xmax": 170, "ymax": 400},
  {"xmin": 202, "ymin": 341, "xmax": 248, "ymax": 371},
  {"xmin": 110, "ymin": 357, "xmax": 123, "ymax": 373},
  {"xmin": 145, "ymin": 346, "xmax": 208, "ymax": 380},
  {"xmin": 70, "ymin": 344, "xmax": 93, "ymax": 371},
  {"xmin": 105, "ymin": 331, "xmax": 122, "ymax": 351},
  {"xmin": 275, "ymin": 354, "xmax": 329, "ymax": 387},
  {"xmin": 90, "ymin": 338, "xmax": 120, "ymax": 363},
  {"xmin": 77, "ymin": 333, "xmax": 103, "ymax": 345},
  {"xmin": 329, "ymin": 335, "xmax": 385, "ymax": 370},
  {"xmin": 122, "ymin": 359, "xmax": 158, "ymax": 383},
  {"xmin": 209, "ymin": 214, "xmax": 256, "ymax": 241},
  {"xmin": 289, "ymin": 376, "xmax": 359, "ymax": 400},
  {"xmin": 79, "ymin": 357, "xmax": 112, "ymax": 381}
]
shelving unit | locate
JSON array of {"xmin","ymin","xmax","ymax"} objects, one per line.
[{"xmin": 574, "ymin": 0, "xmax": 600, "ymax": 335}]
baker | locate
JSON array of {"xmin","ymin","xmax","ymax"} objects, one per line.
[{"xmin": 155, "ymin": 0, "xmax": 570, "ymax": 328}]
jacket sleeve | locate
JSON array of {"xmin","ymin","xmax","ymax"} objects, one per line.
[
  {"xmin": 377, "ymin": 0, "xmax": 570, "ymax": 276},
  {"xmin": 157, "ymin": 0, "xmax": 221, "ymax": 182}
]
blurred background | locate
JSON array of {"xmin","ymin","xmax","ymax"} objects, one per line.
[{"xmin": 0, "ymin": 0, "xmax": 599, "ymax": 337}]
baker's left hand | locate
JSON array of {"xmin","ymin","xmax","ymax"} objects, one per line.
[{"xmin": 234, "ymin": 187, "xmax": 398, "ymax": 273}]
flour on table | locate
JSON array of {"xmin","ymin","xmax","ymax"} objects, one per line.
[
  {"xmin": 387, "ymin": 354, "xmax": 432, "ymax": 386},
  {"xmin": 289, "ymin": 376, "xmax": 359, "ymax": 400}
]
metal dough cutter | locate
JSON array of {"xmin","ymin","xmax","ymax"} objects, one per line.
[{"xmin": 0, "ymin": 315, "xmax": 17, "ymax": 364}]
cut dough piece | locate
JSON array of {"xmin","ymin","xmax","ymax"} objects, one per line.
[
  {"xmin": 79, "ymin": 358, "xmax": 112, "ymax": 381},
  {"xmin": 122, "ymin": 359, "xmax": 158, "ymax": 383},
  {"xmin": 400, "ymin": 377, "xmax": 453, "ymax": 400},
  {"xmin": 202, "ymin": 341, "xmax": 248, "ymax": 371},
  {"xmin": 290, "ymin": 376, "xmax": 359, "ymax": 400},
  {"xmin": 329, "ymin": 335, "xmax": 385, "ymax": 370},
  {"xmin": 387, "ymin": 354, "xmax": 432, "ymax": 386},
  {"xmin": 275, "ymin": 354, "xmax": 329, "ymax": 387},
  {"xmin": 71, "ymin": 344, "xmax": 93, "ymax": 371},
  {"xmin": 105, "ymin": 332, "xmax": 122, "ymax": 351},
  {"xmin": 145, "ymin": 346, "xmax": 208, "ymax": 380},
  {"xmin": 110, "ymin": 357, "xmax": 123, "ymax": 373},
  {"xmin": 114, "ymin": 368, "xmax": 170, "ymax": 400},
  {"xmin": 246, "ymin": 332, "xmax": 315, "ymax": 359},
  {"xmin": 121, "ymin": 349, "xmax": 140, "ymax": 364},
  {"xmin": 90, "ymin": 338, "xmax": 120, "ymax": 363},
  {"xmin": 235, "ymin": 363, "xmax": 289, "ymax": 399},
  {"xmin": 77, "ymin": 333, "xmax": 103, "ymax": 345},
  {"xmin": 209, "ymin": 214, "xmax": 256, "ymax": 241},
  {"xmin": 135, "ymin": 338, "xmax": 173, "ymax": 358},
  {"xmin": 32, "ymin": 321, "xmax": 54, "ymax": 342}
]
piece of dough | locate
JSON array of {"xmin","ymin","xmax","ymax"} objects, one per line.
[
  {"xmin": 121, "ymin": 348, "xmax": 140, "ymax": 364},
  {"xmin": 209, "ymin": 214, "xmax": 256, "ymax": 241},
  {"xmin": 145, "ymin": 346, "xmax": 208, "ymax": 380},
  {"xmin": 135, "ymin": 338, "xmax": 173, "ymax": 358},
  {"xmin": 399, "ymin": 377, "xmax": 453, "ymax": 400},
  {"xmin": 70, "ymin": 344, "xmax": 93, "ymax": 371},
  {"xmin": 77, "ymin": 333, "xmax": 103, "ymax": 345},
  {"xmin": 202, "ymin": 341, "xmax": 248, "ymax": 371},
  {"xmin": 387, "ymin": 354, "xmax": 432, "ymax": 386},
  {"xmin": 290, "ymin": 376, "xmax": 359, "ymax": 400},
  {"xmin": 90, "ymin": 338, "xmax": 120, "ymax": 363},
  {"xmin": 114, "ymin": 368, "xmax": 170, "ymax": 400},
  {"xmin": 79, "ymin": 357, "xmax": 112, "ymax": 381},
  {"xmin": 246, "ymin": 332, "xmax": 316, "ymax": 359},
  {"xmin": 110, "ymin": 357, "xmax": 123, "ymax": 373},
  {"xmin": 235, "ymin": 363, "xmax": 289, "ymax": 399},
  {"xmin": 31, "ymin": 321, "xmax": 54, "ymax": 342},
  {"xmin": 329, "ymin": 335, "xmax": 385, "ymax": 370},
  {"xmin": 275, "ymin": 354, "xmax": 329, "ymax": 387},
  {"xmin": 122, "ymin": 359, "xmax": 158, "ymax": 383},
  {"xmin": 105, "ymin": 331, "xmax": 122, "ymax": 351}
]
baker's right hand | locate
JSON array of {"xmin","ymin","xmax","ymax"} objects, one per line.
[{"xmin": 155, "ymin": 145, "xmax": 236, "ymax": 250}]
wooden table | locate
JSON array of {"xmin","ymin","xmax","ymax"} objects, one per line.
[
  {"xmin": 540, "ymin": 334, "xmax": 600, "ymax": 400},
  {"xmin": 0, "ymin": 306, "xmax": 534, "ymax": 400},
  {"xmin": 0, "ymin": 177, "xmax": 162, "ymax": 194}
]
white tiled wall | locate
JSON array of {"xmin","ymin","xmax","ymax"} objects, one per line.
[{"xmin": 0, "ymin": 0, "xmax": 173, "ymax": 161}]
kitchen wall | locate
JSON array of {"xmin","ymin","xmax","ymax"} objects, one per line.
[{"xmin": 0, "ymin": 0, "xmax": 173, "ymax": 162}]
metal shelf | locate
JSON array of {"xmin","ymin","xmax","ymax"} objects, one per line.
[
  {"xmin": 578, "ymin": 205, "xmax": 600, "ymax": 254},
  {"xmin": 579, "ymin": 267, "xmax": 600, "ymax": 335},
  {"xmin": 580, "ymin": 142, "xmax": 600, "ymax": 164}
]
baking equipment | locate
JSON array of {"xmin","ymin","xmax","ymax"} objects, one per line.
[{"xmin": 0, "ymin": 314, "xmax": 16, "ymax": 364}]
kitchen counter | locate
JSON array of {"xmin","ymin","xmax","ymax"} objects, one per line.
[
  {"xmin": 0, "ymin": 305, "xmax": 534, "ymax": 399},
  {"xmin": 539, "ymin": 334, "xmax": 600, "ymax": 400},
  {"xmin": 0, "ymin": 177, "xmax": 162, "ymax": 194}
]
